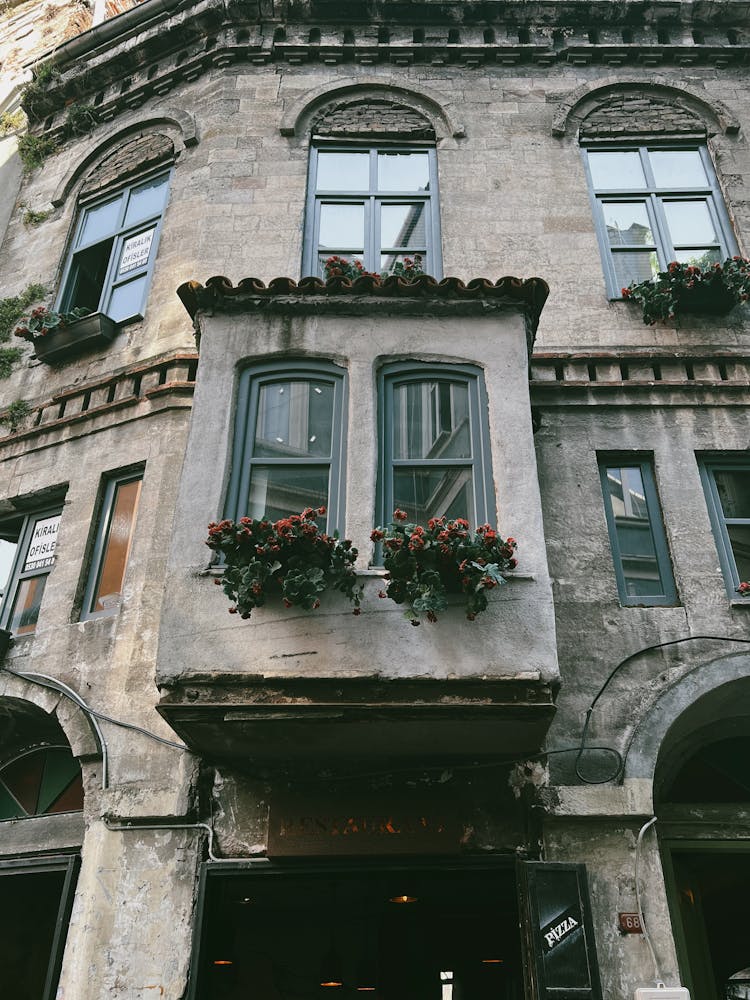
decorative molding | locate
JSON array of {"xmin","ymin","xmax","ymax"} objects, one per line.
[
  {"xmin": 280, "ymin": 77, "xmax": 463, "ymax": 139},
  {"xmin": 51, "ymin": 109, "xmax": 197, "ymax": 208},
  {"xmin": 551, "ymin": 75, "xmax": 741, "ymax": 137}
]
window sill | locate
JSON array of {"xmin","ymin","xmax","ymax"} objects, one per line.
[
  {"xmin": 32, "ymin": 312, "xmax": 118, "ymax": 365},
  {"xmin": 730, "ymin": 599, "xmax": 750, "ymax": 608},
  {"xmin": 203, "ymin": 564, "xmax": 535, "ymax": 581}
]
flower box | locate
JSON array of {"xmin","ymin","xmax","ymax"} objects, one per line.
[
  {"xmin": 31, "ymin": 312, "xmax": 118, "ymax": 363},
  {"xmin": 675, "ymin": 281, "xmax": 737, "ymax": 316}
]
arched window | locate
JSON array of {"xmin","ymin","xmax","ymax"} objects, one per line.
[
  {"xmin": 0, "ymin": 745, "xmax": 83, "ymax": 820},
  {"xmin": 301, "ymin": 98, "xmax": 442, "ymax": 279},
  {"xmin": 578, "ymin": 92, "xmax": 738, "ymax": 297},
  {"xmin": 57, "ymin": 134, "xmax": 174, "ymax": 323},
  {"xmin": 377, "ymin": 363, "xmax": 494, "ymax": 527},
  {"xmin": 225, "ymin": 361, "xmax": 348, "ymax": 534}
]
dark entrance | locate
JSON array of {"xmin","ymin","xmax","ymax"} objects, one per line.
[
  {"xmin": 664, "ymin": 847, "xmax": 750, "ymax": 1000},
  {"xmin": 191, "ymin": 864, "xmax": 524, "ymax": 1000},
  {"xmin": 0, "ymin": 856, "xmax": 79, "ymax": 1000}
]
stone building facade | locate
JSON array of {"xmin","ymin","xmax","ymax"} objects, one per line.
[{"xmin": 0, "ymin": 0, "xmax": 749, "ymax": 998}]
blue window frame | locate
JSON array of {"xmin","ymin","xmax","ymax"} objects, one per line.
[
  {"xmin": 303, "ymin": 143, "xmax": 442, "ymax": 279},
  {"xmin": 0, "ymin": 506, "xmax": 63, "ymax": 636},
  {"xmin": 700, "ymin": 458, "xmax": 750, "ymax": 597},
  {"xmin": 598, "ymin": 457, "xmax": 677, "ymax": 606},
  {"xmin": 225, "ymin": 361, "xmax": 347, "ymax": 533},
  {"xmin": 377, "ymin": 363, "xmax": 494, "ymax": 528},
  {"xmin": 582, "ymin": 145, "xmax": 736, "ymax": 298},
  {"xmin": 57, "ymin": 170, "xmax": 171, "ymax": 324},
  {"xmin": 81, "ymin": 468, "xmax": 143, "ymax": 621}
]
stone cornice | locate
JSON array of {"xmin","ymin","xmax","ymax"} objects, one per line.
[{"xmin": 26, "ymin": 0, "xmax": 750, "ymax": 129}]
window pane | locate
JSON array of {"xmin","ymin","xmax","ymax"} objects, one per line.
[
  {"xmin": 79, "ymin": 195, "xmax": 122, "ymax": 245},
  {"xmin": 728, "ymin": 524, "xmax": 750, "ymax": 580},
  {"xmin": 650, "ymin": 150, "xmax": 708, "ymax": 187},
  {"xmin": 107, "ymin": 275, "xmax": 147, "ymax": 322},
  {"xmin": 393, "ymin": 381, "xmax": 471, "ymax": 459},
  {"xmin": 9, "ymin": 574, "xmax": 47, "ymax": 635},
  {"xmin": 317, "ymin": 152, "xmax": 369, "ymax": 191},
  {"xmin": 318, "ymin": 253, "xmax": 364, "ymax": 278},
  {"xmin": 319, "ymin": 204, "xmax": 364, "ymax": 249},
  {"xmin": 605, "ymin": 467, "xmax": 666, "ymax": 598},
  {"xmin": 612, "ymin": 251, "xmax": 659, "ymax": 288},
  {"xmin": 254, "ymin": 381, "xmax": 334, "ymax": 458},
  {"xmin": 380, "ymin": 253, "xmax": 425, "ymax": 275},
  {"xmin": 248, "ymin": 467, "xmax": 329, "ymax": 521},
  {"xmin": 378, "ymin": 152, "xmax": 430, "ymax": 191},
  {"xmin": 714, "ymin": 469, "xmax": 750, "ymax": 518},
  {"xmin": 663, "ymin": 200, "xmax": 717, "ymax": 245},
  {"xmin": 588, "ymin": 151, "xmax": 646, "ymax": 190},
  {"xmin": 393, "ymin": 468, "xmax": 474, "ymax": 524},
  {"xmin": 381, "ymin": 204, "xmax": 426, "ymax": 249},
  {"xmin": 91, "ymin": 478, "xmax": 142, "ymax": 614},
  {"xmin": 124, "ymin": 175, "xmax": 169, "ymax": 227},
  {"xmin": 602, "ymin": 202, "xmax": 654, "ymax": 246},
  {"xmin": 673, "ymin": 248, "xmax": 722, "ymax": 268}
]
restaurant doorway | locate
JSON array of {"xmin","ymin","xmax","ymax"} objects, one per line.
[{"xmin": 191, "ymin": 863, "xmax": 525, "ymax": 1000}]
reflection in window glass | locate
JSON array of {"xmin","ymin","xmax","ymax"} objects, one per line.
[
  {"xmin": 393, "ymin": 468, "xmax": 474, "ymax": 523},
  {"xmin": 603, "ymin": 202, "xmax": 654, "ymax": 246},
  {"xmin": 319, "ymin": 204, "xmax": 365, "ymax": 249},
  {"xmin": 704, "ymin": 466, "xmax": 750, "ymax": 589},
  {"xmin": 588, "ymin": 151, "xmax": 646, "ymax": 190},
  {"xmin": 316, "ymin": 152, "xmax": 370, "ymax": 191},
  {"xmin": 124, "ymin": 176, "xmax": 169, "ymax": 227},
  {"xmin": 393, "ymin": 382, "xmax": 470, "ymax": 460},
  {"xmin": 107, "ymin": 276, "xmax": 148, "ymax": 323},
  {"xmin": 650, "ymin": 150, "xmax": 707, "ymax": 187},
  {"xmin": 248, "ymin": 467, "xmax": 330, "ymax": 523},
  {"xmin": 378, "ymin": 152, "xmax": 430, "ymax": 191},
  {"xmin": 663, "ymin": 201, "xmax": 717, "ymax": 245},
  {"xmin": 80, "ymin": 196, "xmax": 122, "ymax": 245},
  {"xmin": 9, "ymin": 575, "xmax": 47, "ymax": 635},
  {"xmin": 381, "ymin": 204, "xmax": 426, "ymax": 249},
  {"xmin": 89, "ymin": 476, "xmax": 142, "ymax": 616},
  {"xmin": 586, "ymin": 145, "xmax": 734, "ymax": 297},
  {"xmin": 255, "ymin": 382, "xmax": 334, "ymax": 459},
  {"xmin": 600, "ymin": 462, "xmax": 676, "ymax": 604},
  {"xmin": 715, "ymin": 469, "xmax": 750, "ymax": 517}
]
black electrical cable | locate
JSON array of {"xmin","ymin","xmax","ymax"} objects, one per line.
[{"xmin": 574, "ymin": 633, "xmax": 750, "ymax": 784}]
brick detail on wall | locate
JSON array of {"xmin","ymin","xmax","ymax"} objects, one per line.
[
  {"xmin": 312, "ymin": 100, "xmax": 434, "ymax": 138},
  {"xmin": 80, "ymin": 133, "xmax": 175, "ymax": 197},
  {"xmin": 580, "ymin": 94, "xmax": 706, "ymax": 139}
]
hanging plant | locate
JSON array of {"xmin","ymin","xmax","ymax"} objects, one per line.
[
  {"xmin": 13, "ymin": 305, "xmax": 90, "ymax": 343},
  {"xmin": 622, "ymin": 257, "xmax": 750, "ymax": 325},
  {"xmin": 737, "ymin": 582, "xmax": 750, "ymax": 597},
  {"xmin": 371, "ymin": 510, "xmax": 517, "ymax": 625},
  {"xmin": 206, "ymin": 507, "xmax": 362, "ymax": 618}
]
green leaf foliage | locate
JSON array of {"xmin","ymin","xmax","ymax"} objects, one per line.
[
  {"xmin": 623, "ymin": 257, "xmax": 750, "ymax": 325},
  {"xmin": 371, "ymin": 512, "xmax": 517, "ymax": 624},
  {"xmin": 1, "ymin": 399, "xmax": 31, "ymax": 433},
  {"xmin": 17, "ymin": 133, "xmax": 58, "ymax": 173},
  {"xmin": 206, "ymin": 507, "xmax": 362, "ymax": 618},
  {"xmin": 0, "ymin": 284, "xmax": 47, "ymax": 344}
]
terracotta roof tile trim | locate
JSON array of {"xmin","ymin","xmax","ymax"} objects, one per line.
[{"xmin": 176, "ymin": 274, "xmax": 550, "ymax": 319}]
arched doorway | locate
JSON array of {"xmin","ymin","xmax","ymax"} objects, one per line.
[{"xmin": 654, "ymin": 680, "xmax": 750, "ymax": 1000}]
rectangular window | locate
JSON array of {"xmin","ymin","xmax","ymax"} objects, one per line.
[
  {"xmin": 583, "ymin": 146, "xmax": 737, "ymax": 297},
  {"xmin": 225, "ymin": 362, "xmax": 347, "ymax": 534},
  {"xmin": 58, "ymin": 171, "xmax": 171, "ymax": 323},
  {"xmin": 378, "ymin": 364, "xmax": 494, "ymax": 527},
  {"xmin": 303, "ymin": 144, "xmax": 441, "ymax": 279},
  {"xmin": 598, "ymin": 458, "xmax": 677, "ymax": 605},
  {"xmin": 81, "ymin": 471, "xmax": 143, "ymax": 620},
  {"xmin": 700, "ymin": 459, "xmax": 750, "ymax": 597},
  {"xmin": 0, "ymin": 507, "xmax": 62, "ymax": 636}
]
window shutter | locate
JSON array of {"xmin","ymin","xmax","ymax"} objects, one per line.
[{"xmin": 517, "ymin": 861, "xmax": 603, "ymax": 1000}]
